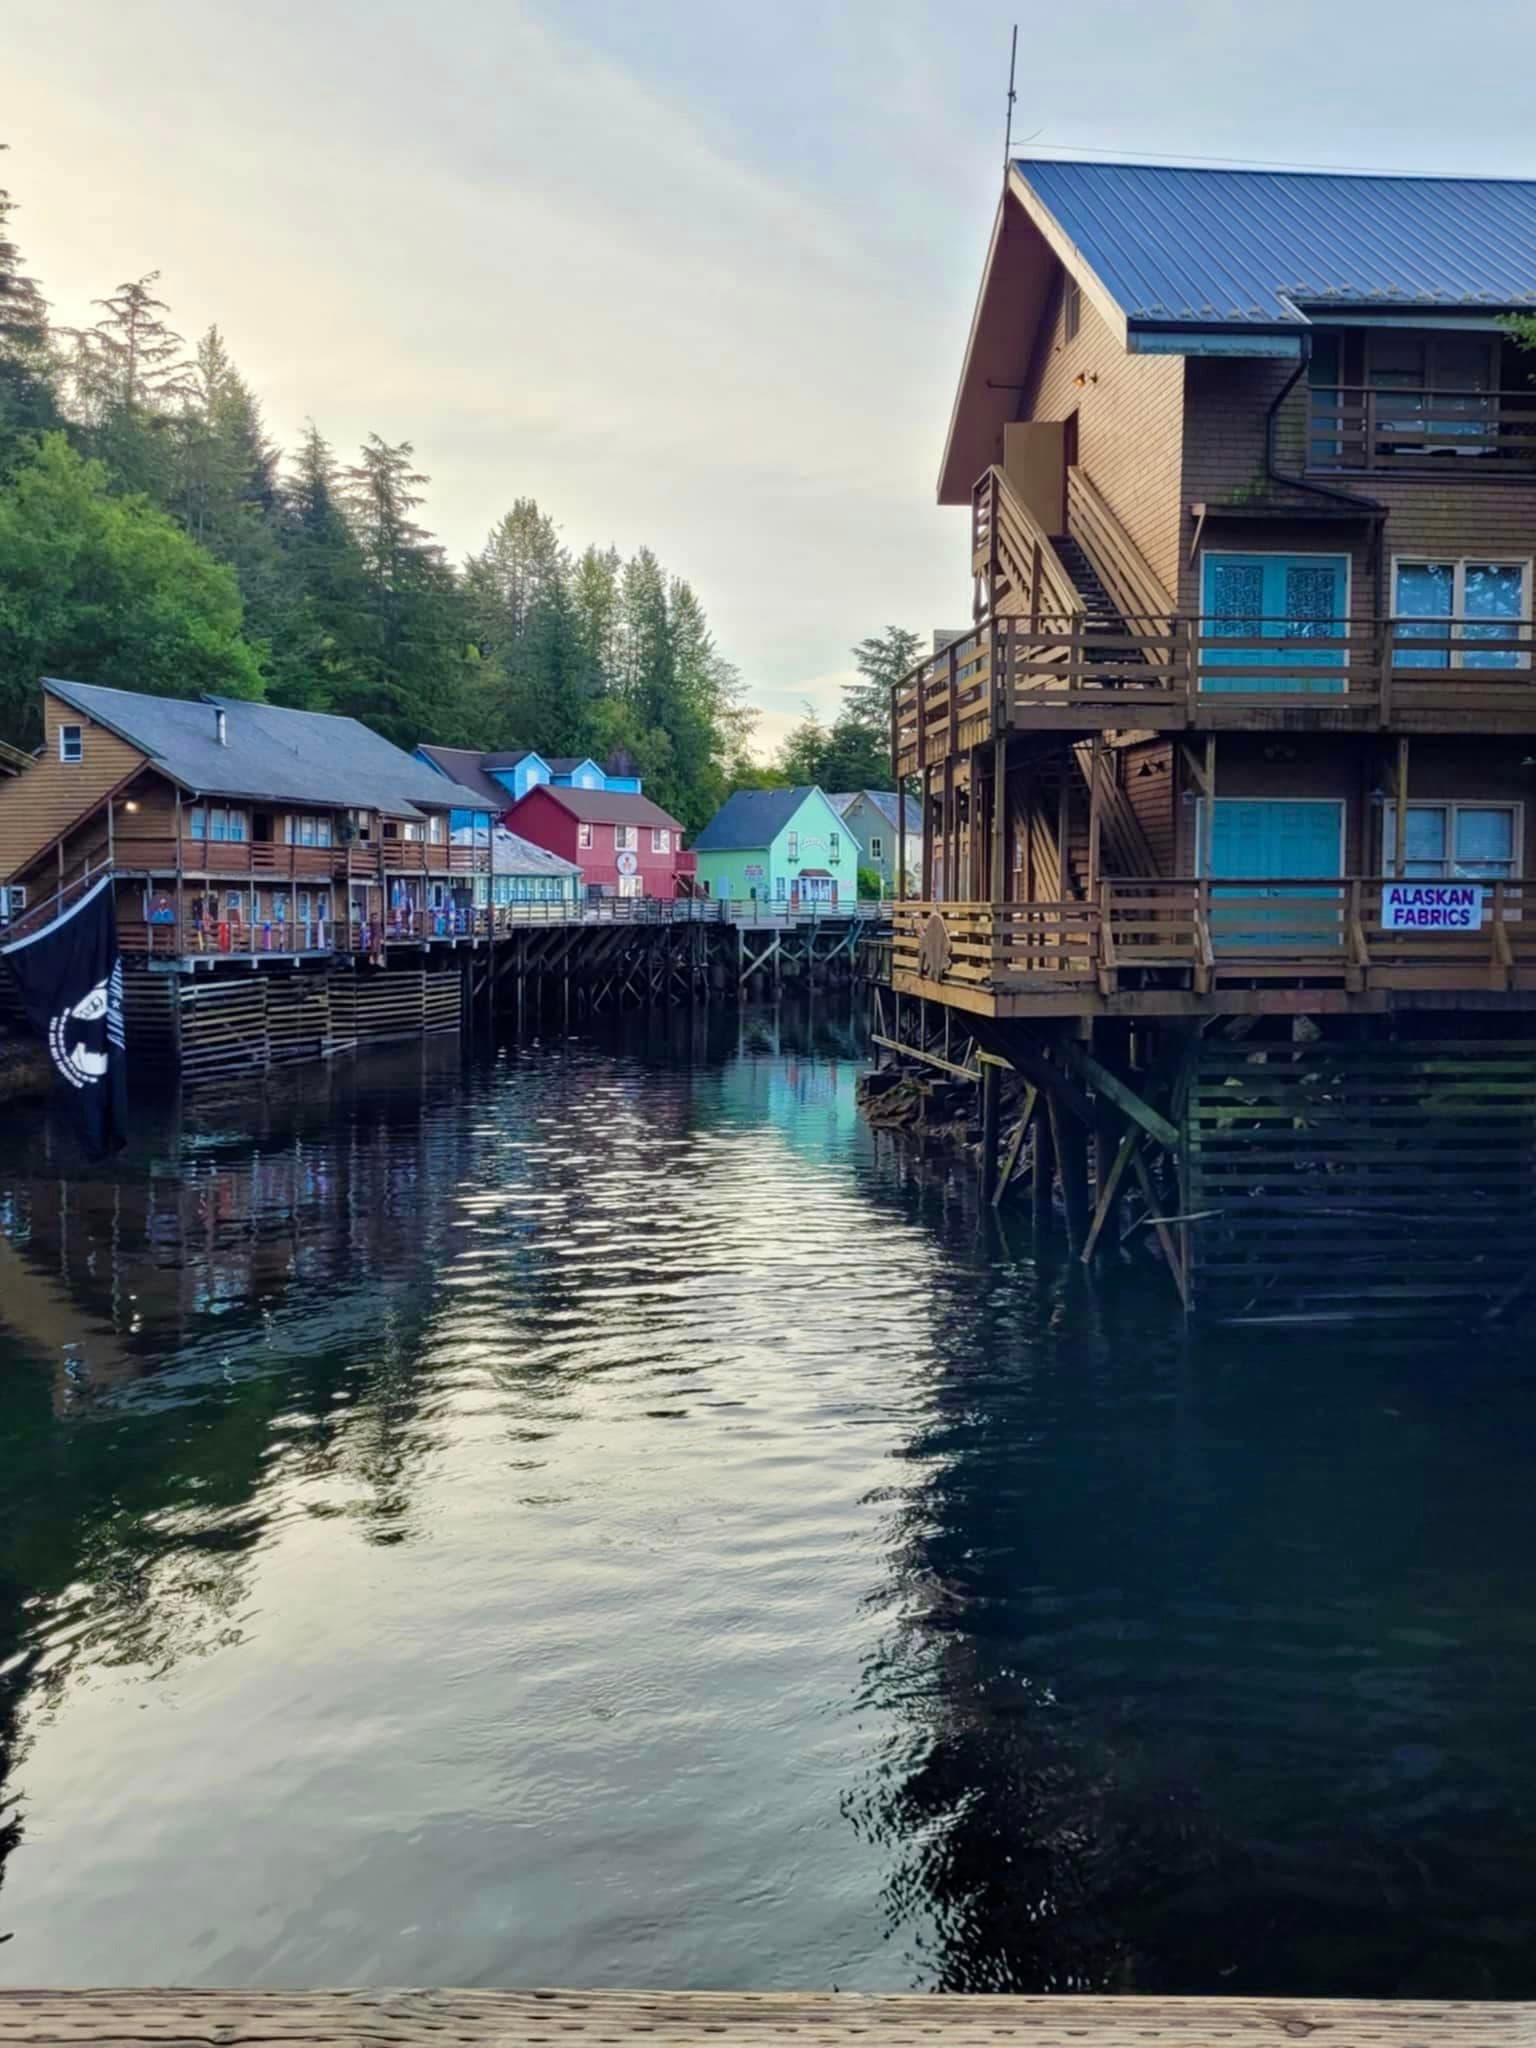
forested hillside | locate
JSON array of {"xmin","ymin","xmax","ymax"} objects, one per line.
[{"xmin": 0, "ymin": 160, "xmax": 763, "ymax": 831}]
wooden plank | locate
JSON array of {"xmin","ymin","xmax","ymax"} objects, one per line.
[
  {"xmin": 0, "ymin": 1989, "xmax": 1522, "ymax": 2048},
  {"xmin": 1059, "ymin": 1042, "xmax": 1180, "ymax": 1149},
  {"xmin": 1081, "ymin": 1128, "xmax": 1137, "ymax": 1261}
]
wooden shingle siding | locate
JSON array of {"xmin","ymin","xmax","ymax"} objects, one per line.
[
  {"xmin": 1026, "ymin": 273, "xmax": 1185, "ymax": 597},
  {"xmin": 1121, "ymin": 741, "xmax": 1175, "ymax": 874},
  {"xmin": 0, "ymin": 694, "xmax": 147, "ymax": 883}
]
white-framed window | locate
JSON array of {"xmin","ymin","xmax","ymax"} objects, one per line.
[
  {"xmin": 651, "ymin": 827, "xmax": 670, "ymax": 853},
  {"xmin": 869, "ymin": 836, "xmax": 883, "ymax": 861},
  {"xmin": 428, "ymin": 814, "xmax": 445, "ymax": 843},
  {"xmin": 1393, "ymin": 558, "xmax": 1531, "ymax": 670},
  {"xmin": 775, "ymin": 875, "xmax": 786, "ymax": 900},
  {"xmin": 829, "ymin": 831, "xmax": 841, "ymax": 860},
  {"xmin": 285, "ymin": 814, "xmax": 334, "ymax": 847},
  {"xmin": 225, "ymin": 889, "xmax": 246, "ymax": 918},
  {"xmin": 5, "ymin": 885, "xmax": 26, "ymax": 920},
  {"xmin": 615, "ymin": 824, "xmax": 637, "ymax": 851},
  {"xmin": 188, "ymin": 805, "xmax": 248, "ymax": 842},
  {"xmin": 58, "ymin": 723, "xmax": 83, "ymax": 764},
  {"xmin": 787, "ymin": 831, "xmax": 799, "ymax": 859},
  {"xmin": 578, "ymin": 822, "xmax": 593, "ymax": 849},
  {"xmin": 1383, "ymin": 802, "xmax": 1522, "ymax": 880}
]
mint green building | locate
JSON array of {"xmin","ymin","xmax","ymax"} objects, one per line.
[{"xmin": 691, "ymin": 786, "xmax": 852, "ymax": 908}]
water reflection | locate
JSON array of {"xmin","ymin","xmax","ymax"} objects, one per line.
[{"xmin": 0, "ymin": 1008, "xmax": 1534, "ymax": 1995}]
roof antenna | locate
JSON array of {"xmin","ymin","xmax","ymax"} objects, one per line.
[{"xmin": 1003, "ymin": 24, "xmax": 1018, "ymax": 168}]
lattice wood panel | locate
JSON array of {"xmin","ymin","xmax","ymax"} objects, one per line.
[
  {"xmin": 351, "ymin": 967, "xmax": 427, "ymax": 1045},
  {"xmin": 178, "ymin": 976, "xmax": 269, "ymax": 1087},
  {"xmin": 424, "ymin": 966, "xmax": 462, "ymax": 1036},
  {"xmin": 1185, "ymin": 1039, "xmax": 1536, "ymax": 1321},
  {"xmin": 266, "ymin": 974, "xmax": 331, "ymax": 1066},
  {"xmin": 119, "ymin": 964, "xmax": 179, "ymax": 1075}
]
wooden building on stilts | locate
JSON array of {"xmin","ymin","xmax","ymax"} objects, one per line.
[{"xmin": 883, "ymin": 159, "xmax": 1536, "ymax": 1321}]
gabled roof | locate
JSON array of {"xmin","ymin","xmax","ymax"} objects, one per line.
[
  {"xmin": 545, "ymin": 756, "xmax": 602, "ymax": 778},
  {"xmin": 515, "ymin": 783, "xmax": 682, "ymax": 831},
  {"xmin": 692, "ymin": 786, "xmax": 831, "ymax": 851},
  {"xmin": 833, "ymin": 788, "xmax": 922, "ymax": 835},
  {"xmin": 941, "ymin": 158, "xmax": 1536, "ymax": 501},
  {"xmin": 481, "ymin": 748, "xmax": 543, "ymax": 771},
  {"xmin": 491, "ymin": 826, "xmax": 582, "ymax": 877},
  {"xmin": 44, "ymin": 680, "xmax": 493, "ymax": 818},
  {"xmin": 416, "ymin": 744, "xmax": 514, "ymax": 810}
]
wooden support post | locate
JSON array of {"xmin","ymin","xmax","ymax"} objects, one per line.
[
  {"xmin": 1057, "ymin": 764, "xmax": 1072, "ymax": 900},
  {"xmin": 980, "ymin": 1058, "xmax": 1001, "ymax": 1203},
  {"xmin": 991, "ymin": 1083, "xmax": 1037, "ymax": 1207},
  {"xmin": 1200, "ymin": 734, "xmax": 1216, "ymax": 880},
  {"xmin": 1049, "ymin": 1091, "xmax": 1091, "ymax": 1249},
  {"xmin": 1031, "ymin": 1094, "xmax": 1055, "ymax": 1230},
  {"xmin": 1393, "ymin": 735, "xmax": 1410, "ymax": 878},
  {"xmin": 1082, "ymin": 1129, "xmax": 1137, "ymax": 1263},
  {"xmin": 1132, "ymin": 1149, "xmax": 1189, "ymax": 1310},
  {"xmin": 991, "ymin": 735, "xmax": 1006, "ymax": 906},
  {"xmin": 1086, "ymin": 736, "xmax": 1103, "ymax": 899}
]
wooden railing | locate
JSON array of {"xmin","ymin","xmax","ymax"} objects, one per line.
[
  {"xmin": 894, "ymin": 617, "xmax": 1536, "ymax": 769},
  {"xmin": 108, "ymin": 836, "xmax": 491, "ymax": 877},
  {"xmin": 1065, "ymin": 465, "xmax": 1174, "ymax": 622},
  {"xmin": 971, "ymin": 465, "xmax": 1083, "ymax": 624},
  {"xmin": 1308, "ymin": 384, "xmax": 1536, "ymax": 474},
  {"xmin": 893, "ymin": 882, "xmax": 1536, "ymax": 1001}
]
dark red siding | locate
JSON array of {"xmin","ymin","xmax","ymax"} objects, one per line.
[{"xmin": 500, "ymin": 786, "xmax": 686, "ymax": 895}]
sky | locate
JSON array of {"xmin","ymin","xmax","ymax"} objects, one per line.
[{"xmin": 8, "ymin": 0, "xmax": 1536, "ymax": 757}]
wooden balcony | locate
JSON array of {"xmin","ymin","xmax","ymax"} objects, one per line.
[
  {"xmin": 108, "ymin": 837, "xmax": 490, "ymax": 878},
  {"xmin": 892, "ymin": 881, "xmax": 1536, "ymax": 1019},
  {"xmin": 1307, "ymin": 384, "xmax": 1536, "ymax": 476},
  {"xmin": 893, "ymin": 617, "xmax": 1536, "ymax": 769}
]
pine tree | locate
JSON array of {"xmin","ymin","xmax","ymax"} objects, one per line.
[
  {"xmin": 0, "ymin": 150, "xmax": 57, "ymax": 467},
  {"xmin": 64, "ymin": 272, "xmax": 194, "ymax": 502},
  {"xmin": 266, "ymin": 421, "xmax": 373, "ymax": 710},
  {"xmin": 847, "ymin": 625, "xmax": 922, "ymax": 732}
]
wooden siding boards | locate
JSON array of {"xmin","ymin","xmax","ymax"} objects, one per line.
[
  {"xmin": 0, "ymin": 695, "xmax": 147, "ymax": 883},
  {"xmin": 1121, "ymin": 741, "xmax": 1176, "ymax": 876},
  {"xmin": 1026, "ymin": 274, "xmax": 1185, "ymax": 598}
]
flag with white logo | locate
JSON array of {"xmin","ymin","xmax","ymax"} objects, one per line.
[{"xmin": 2, "ymin": 875, "xmax": 128, "ymax": 1157}]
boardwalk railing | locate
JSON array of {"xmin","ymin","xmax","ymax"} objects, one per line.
[
  {"xmin": 1308, "ymin": 382, "xmax": 1536, "ymax": 474},
  {"xmin": 893, "ymin": 618, "xmax": 1536, "ymax": 769},
  {"xmin": 894, "ymin": 882, "xmax": 1536, "ymax": 999}
]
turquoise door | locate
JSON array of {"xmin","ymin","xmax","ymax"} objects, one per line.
[
  {"xmin": 1201, "ymin": 554, "xmax": 1348, "ymax": 694},
  {"xmin": 1203, "ymin": 799, "xmax": 1344, "ymax": 948}
]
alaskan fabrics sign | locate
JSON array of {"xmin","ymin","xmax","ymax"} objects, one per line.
[{"xmin": 1381, "ymin": 881, "xmax": 1485, "ymax": 932}]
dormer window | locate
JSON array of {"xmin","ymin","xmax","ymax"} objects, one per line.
[{"xmin": 59, "ymin": 723, "xmax": 83, "ymax": 764}]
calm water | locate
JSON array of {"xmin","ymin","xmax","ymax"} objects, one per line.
[{"xmin": 1, "ymin": 1005, "xmax": 1535, "ymax": 1997}]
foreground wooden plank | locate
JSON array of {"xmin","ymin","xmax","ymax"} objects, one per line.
[{"xmin": 0, "ymin": 1989, "xmax": 1527, "ymax": 2048}]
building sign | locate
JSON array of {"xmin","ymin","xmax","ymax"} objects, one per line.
[
  {"xmin": 744, "ymin": 863, "xmax": 764, "ymax": 881},
  {"xmin": 1381, "ymin": 881, "xmax": 1485, "ymax": 931},
  {"xmin": 616, "ymin": 850, "xmax": 639, "ymax": 876}
]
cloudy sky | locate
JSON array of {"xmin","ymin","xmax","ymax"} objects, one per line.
[{"xmin": 8, "ymin": 0, "xmax": 1536, "ymax": 754}]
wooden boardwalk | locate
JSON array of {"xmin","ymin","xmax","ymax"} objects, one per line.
[{"xmin": 0, "ymin": 1990, "xmax": 1525, "ymax": 2047}]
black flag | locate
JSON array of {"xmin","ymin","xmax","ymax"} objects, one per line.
[{"xmin": 2, "ymin": 876, "xmax": 128, "ymax": 1157}]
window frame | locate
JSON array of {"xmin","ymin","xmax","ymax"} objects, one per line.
[
  {"xmin": 614, "ymin": 823, "xmax": 637, "ymax": 852},
  {"xmin": 786, "ymin": 831, "xmax": 799, "ymax": 860},
  {"xmin": 1382, "ymin": 800, "xmax": 1524, "ymax": 881},
  {"xmin": 651, "ymin": 827, "xmax": 670, "ymax": 854},
  {"xmin": 869, "ymin": 835, "xmax": 882, "ymax": 861},
  {"xmin": 578, "ymin": 822, "xmax": 593, "ymax": 850},
  {"xmin": 58, "ymin": 723, "xmax": 83, "ymax": 764},
  {"xmin": 1391, "ymin": 554, "xmax": 1532, "ymax": 670}
]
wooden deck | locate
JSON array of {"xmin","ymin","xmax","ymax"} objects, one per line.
[{"xmin": 0, "ymin": 1989, "xmax": 1524, "ymax": 2048}]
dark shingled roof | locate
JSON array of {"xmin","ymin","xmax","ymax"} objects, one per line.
[
  {"xmin": 829, "ymin": 789, "xmax": 922, "ymax": 834},
  {"xmin": 692, "ymin": 787, "xmax": 825, "ymax": 851},
  {"xmin": 416, "ymin": 744, "xmax": 514, "ymax": 810},
  {"xmin": 516, "ymin": 784, "xmax": 683, "ymax": 830},
  {"xmin": 46, "ymin": 680, "xmax": 493, "ymax": 817}
]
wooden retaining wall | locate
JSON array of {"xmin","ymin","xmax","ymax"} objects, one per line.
[
  {"xmin": 1184, "ymin": 1039, "xmax": 1536, "ymax": 1322},
  {"xmin": 121, "ymin": 962, "xmax": 465, "ymax": 1086}
]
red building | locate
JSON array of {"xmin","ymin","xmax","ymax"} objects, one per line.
[{"xmin": 500, "ymin": 785, "xmax": 688, "ymax": 899}]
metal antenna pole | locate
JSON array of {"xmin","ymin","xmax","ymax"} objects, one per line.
[{"xmin": 1003, "ymin": 24, "xmax": 1018, "ymax": 166}]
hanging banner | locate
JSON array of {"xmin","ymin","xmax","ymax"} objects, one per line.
[
  {"xmin": 1381, "ymin": 881, "xmax": 1485, "ymax": 932},
  {"xmin": 1, "ymin": 875, "xmax": 128, "ymax": 1157}
]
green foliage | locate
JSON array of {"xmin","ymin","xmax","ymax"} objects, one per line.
[
  {"xmin": 774, "ymin": 702, "xmax": 892, "ymax": 792},
  {"xmin": 847, "ymin": 624, "xmax": 922, "ymax": 730},
  {"xmin": 856, "ymin": 863, "xmax": 883, "ymax": 899},
  {"xmin": 0, "ymin": 151, "xmax": 758, "ymax": 828},
  {"xmin": 0, "ymin": 434, "xmax": 262, "ymax": 745}
]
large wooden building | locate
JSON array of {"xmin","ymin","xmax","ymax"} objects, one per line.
[{"xmin": 887, "ymin": 160, "xmax": 1536, "ymax": 1315}]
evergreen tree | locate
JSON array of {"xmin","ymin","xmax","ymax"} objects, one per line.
[
  {"xmin": 463, "ymin": 499, "xmax": 566, "ymax": 657},
  {"xmin": 64, "ymin": 273, "xmax": 194, "ymax": 502},
  {"xmin": 0, "ymin": 151, "xmax": 58, "ymax": 468},
  {"xmin": 266, "ymin": 421, "xmax": 373, "ymax": 710},
  {"xmin": 847, "ymin": 625, "xmax": 922, "ymax": 732},
  {"xmin": 0, "ymin": 434, "xmax": 262, "ymax": 743}
]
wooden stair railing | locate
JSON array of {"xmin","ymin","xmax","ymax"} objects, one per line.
[
  {"xmin": 1064, "ymin": 464, "xmax": 1175, "ymax": 630},
  {"xmin": 972, "ymin": 466, "xmax": 1084, "ymax": 628},
  {"xmin": 1072, "ymin": 742, "xmax": 1162, "ymax": 879}
]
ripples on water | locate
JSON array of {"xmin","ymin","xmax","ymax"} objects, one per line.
[{"xmin": 1, "ymin": 1003, "xmax": 1535, "ymax": 1996}]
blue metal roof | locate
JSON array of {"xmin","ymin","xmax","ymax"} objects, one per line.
[{"xmin": 1014, "ymin": 160, "xmax": 1536, "ymax": 327}]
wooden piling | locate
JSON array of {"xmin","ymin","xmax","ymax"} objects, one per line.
[{"xmin": 979, "ymin": 1059, "xmax": 1001, "ymax": 1202}]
